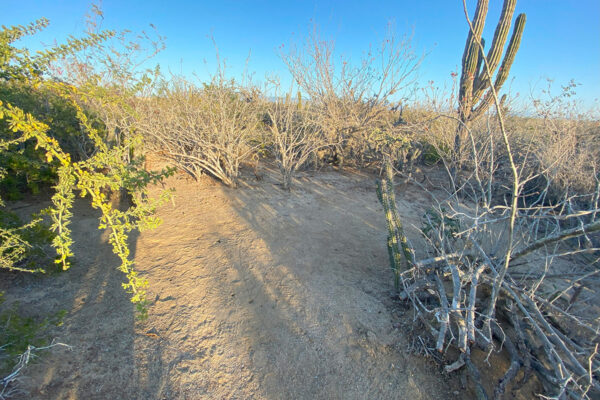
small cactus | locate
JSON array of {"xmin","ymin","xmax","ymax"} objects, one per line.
[{"xmin": 376, "ymin": 160, "xmax": 415, "ymax": 290}]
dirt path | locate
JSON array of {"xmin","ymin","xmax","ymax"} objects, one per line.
[{"xmin": 2, "ymin": 166, "xmax": 465, "ymax": 399}]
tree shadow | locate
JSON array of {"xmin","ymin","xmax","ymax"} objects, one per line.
[
  {"xmin": 124, "ymin": 165, "xmax": 457, "ymax": 399},
  {"xmin": 0, "ymin": 166, "xmax": 463, "ymax": 399},
  {"xmin": 0, "ymin": 194, "xmax": 168, "ymax": 399}
]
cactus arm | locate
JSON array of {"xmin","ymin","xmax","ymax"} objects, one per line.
[
  {"xmin": 473, "ymin": 0, "xmax": 517, "ymax": 102},
  {"xmin": 472, "ymin": 38, "xmax": 485, "ymax": 94},
  {"xmin": 458, "ymin": 0, "xmax": 489, "ymax": 120},
  {"xmin": 471, "ymin": 13, "xmax": 526, "ymax": 120}
]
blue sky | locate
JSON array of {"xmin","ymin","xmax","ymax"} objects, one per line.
[{"xmin": 2, "ymin": 1, "xmax": 599, "ymax": 109}]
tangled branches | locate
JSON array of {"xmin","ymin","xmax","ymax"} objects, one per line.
[
  {"xmin": 0, "ymin": 342, "xmax": 71, "ymax": 399},
  {"xmin": 376, "ymin": 2, "xmax": 599, "ymax": 397},
  {"xmin": 138, "ymin": 71, "xmax": 262, "ymax": 188},
  {"xmin": 379, "ymin": 161, "xmax": 599, "ymax": 399}
]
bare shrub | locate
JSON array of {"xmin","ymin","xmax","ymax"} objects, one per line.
[
  {"xmin": 382, "ymin": 136, "xmax": 600, "ymax": 399},
  {"xmin": 138, "ymin": 68, "xmax": 262, "ymax": 187},
  {"xmin": 281, "ymin": 25, "xmax": 421, "ymax": 167},
  {"xmin": 49, "ymin": 5, "xmax": 165, "ymax": 160},
  {"xmin": 262, "ymin": 81, "xmax": 331, "ymax": 190}
]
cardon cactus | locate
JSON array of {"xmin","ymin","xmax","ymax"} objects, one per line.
[{"xmin": 454, "ymin": 0, "xmax": 526, "ymax": 162}]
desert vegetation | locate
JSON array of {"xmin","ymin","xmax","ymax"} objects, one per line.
[{"xmin": 1, "ymin": 1, "xmax": 598, "ymax": 399}]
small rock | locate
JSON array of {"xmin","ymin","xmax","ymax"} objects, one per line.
[{"xmin": 366, "ymin": 330, "xmax": 377, "ymax": 342}]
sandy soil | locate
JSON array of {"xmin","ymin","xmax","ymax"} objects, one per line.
[{"xmin": 1, "ymin": 165, "xmax": 468, "ymax": 399}]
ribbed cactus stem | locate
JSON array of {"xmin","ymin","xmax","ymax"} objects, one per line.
[
  {"xmin": 458, "ymin": 0, "xmax": 526, "ymax": 123},
  {"xmin": 384, "ymin": 162, "xmax": 416, "ymax": 268},
  {"xmin": 473, "ymin": 0, "xmax": 517, "ymax": 100},
  {"xmin": 455, "ymin": 0, "xmax": 526, "ymax": 170},
  {"xmin": 377, "ymin": 160, "xmax": 416, "ymax": 290},
  {"xmin": 494, "ymin": 12, "xmax": 526, "ymax": 89},
  {"xmin": 473, "ymin": 38, "xmax": 485, "ymax": 91},
  {"xmin": 459, "ymin": 0, "xmax": 489, "ymax": 117},
  {"xmin": 377, "ymin": 179, "xmax": 401, "ymax": 289},
  {"xmin": 472, "ymin": 12, "xmax": 526, "ymax": 120}
]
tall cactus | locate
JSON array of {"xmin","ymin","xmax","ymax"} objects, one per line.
[{"xmin": 454, "ymin": 0, "xmax": 526, "ymax": 165}]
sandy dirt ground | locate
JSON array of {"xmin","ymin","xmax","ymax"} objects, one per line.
[{"xmin": 1, "ymin": 165, "xmax": 470, "ymax": 399}]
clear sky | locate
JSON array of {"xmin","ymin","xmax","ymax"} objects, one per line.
[{"xmin": 2, "ymin": 1, "xmax": 599, "ymax": 110}]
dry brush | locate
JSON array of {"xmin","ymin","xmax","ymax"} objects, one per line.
[
  {"xmin": 138, "ymin": 71, "xmax": 262, "ymax": 187},
  {"xmin": 376, "ymin": 2, "xmax": 599, "ymax": 398}
]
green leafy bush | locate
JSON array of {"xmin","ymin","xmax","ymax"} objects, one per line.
[
  {"xmin": 0, "ymin": 208, "xmax": 55, "ymax": 273},
  {"xmin": 0, "ymin": 80, "xmax": 89, "ymax": 199},
  {"xmin": 0, "ymin": 15, "xmax": 173, "ymax": 319}
]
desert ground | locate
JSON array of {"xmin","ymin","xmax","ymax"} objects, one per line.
[{"xmin": 2, "ymin": 164, "xmax": 478, "ymax": 399}]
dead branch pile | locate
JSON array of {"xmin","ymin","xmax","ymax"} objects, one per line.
[
  {"xmin": 0, "ymin": 342, "xmax": 71, "ymax": 400},
  {"xmin": 379, "ymin": 160, "xmax": 599, "ymax": 398},
  {"xmin": 378, "ymin": 110, "xmax": 600, "ymax": 399}
]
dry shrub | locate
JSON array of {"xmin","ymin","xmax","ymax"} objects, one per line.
[
  {"xmin": 281, "ymin": 25, "xmax": 421, "ymax": 168},
  {"xmin": 262, "ymin": 81, "xmax": 329, "ymax": 189},
  {"xmin": 511, "ymin": 81, "xmax": 600, "ymax": 203},
  {"xmin": 138, "ymin": 69, "xmax": 262, "ymax": 187},
  {"xmin": 49, "ymin": 7, "xmax": 165, "ymax": 160},
  {"xmin": 381, "ymin": 123, "xmax": 600, "ymax": 399}
]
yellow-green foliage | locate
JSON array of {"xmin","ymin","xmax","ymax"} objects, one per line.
[{"xmin": 0, "ymin": 19, "xmax": 173, "ymax": 318}]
